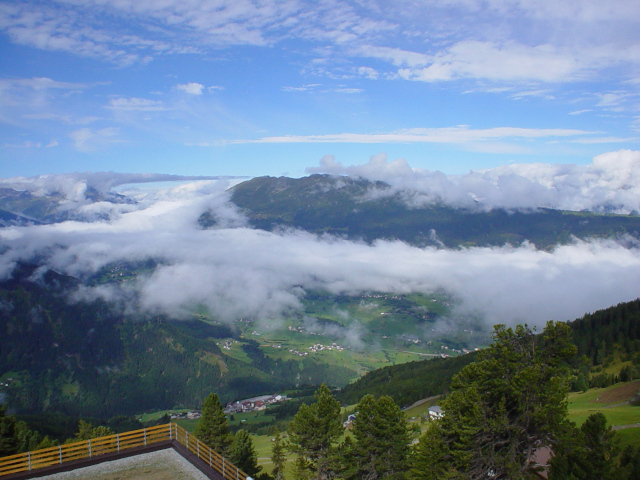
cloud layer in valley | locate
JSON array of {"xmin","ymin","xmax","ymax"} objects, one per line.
[{"xmin": 1, "ymin": 153, "xmax": 640, "ymax": 336}]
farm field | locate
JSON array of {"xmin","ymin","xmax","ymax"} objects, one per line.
[
  {"xmin": 230, "ymin": 291, "xmax": 486, "ymax": 381},
  {"xmin": 567, "ymin": 379, "xmax": 640, "ymax": 447}
]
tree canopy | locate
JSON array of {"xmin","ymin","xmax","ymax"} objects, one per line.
[
  {"xmin": 349, "ymin": 394, "xmax": 410, "ymax": 480},
  {"xmin": 288, "ymin": 383, "xmax": 342, "ymax": 480},
  {"xmin": 549, "ymin": 412, "xmax": 623, "ymax": 480},
  {"xmin": 230, "ymin": 429, "xmax": 262, "ymax": 477},
  {"xmin": 194, "ymin": 393, "xmax": 232, "ymax": 456},
  {"xmin": 412, "ymin": 321, "xmax": 577, "ymax": 479}
]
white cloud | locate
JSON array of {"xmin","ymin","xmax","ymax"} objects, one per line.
[
  {"xmin": 357, "ymin": 66, "xmax": 379, "ymax": 79},
  {"xmin": 1, "ymin": 176, "xmax": 639, "ymax": 330},
  {"xmin": 334, "ymin": 87, "xmax": 363, "ymax": 94},
  {"xmin": 355, "ymin": 45, "xmax": 431, "ymax": 68},
  {"xmin": 2, "ymin": 141, "xmax": 43, "ymax": 148},
  {"xmin": 396, "ymin": 41, "xmax": 581, "ymax": 83},
  {"xmin": 107, "ymin": 97, "xmax": 166, "ymax": 111},
  {"xmin": 227, "ymin": 125, "xmax": 596, "ymax": 145},
  {"xmin": 0, "ymin": 3, "xmax": 161, "ymax": 66},
  {"xmin": 176, "ymin": 83, "xmax": 204, "ymax": 95},
  {"xmin": 0, "ymin": 77, "xmax": 87, "ymax": 91},
  {"xmin": 596, "ymin": 92, "xmax": 630, "ymax": 109},
  {"xmin": 308, "ymin": 149, "xmax": 640, "ymax": 213},
  {"xmin": 3, "ymin": 0, "xmax": 640, "ymax": 93},
  {"xmin": 282, "ymin": 84, "xmax": 321, "ymax": 92},
  {"xmin": 69, "ymin": 127, "xmax": 119, "ymax": 152}
]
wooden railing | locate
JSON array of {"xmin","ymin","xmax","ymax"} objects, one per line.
[{"xmin": 0, "ymin": 423, "xmax": 249, "ymax": 480}]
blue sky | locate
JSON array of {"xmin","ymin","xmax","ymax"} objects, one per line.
[{"xmin": 1, "ymin": 0, "xmax": 640, "ymax": 179}]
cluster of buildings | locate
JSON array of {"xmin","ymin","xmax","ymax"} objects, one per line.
[
  {"xmin": 170, "ymin": 411, "xmax": 202, "ymax": 420},
  {"xmin": 224, "ymin": 394, "xmax": 288, "ymax": 414},
  {"xmin": 288, "ymin": 349, "xmax": 309, "ymax": 357},
  {"xmin": 288, "ymin": 342, "xmax": 346, "ymax": 356},
  {"xmin": 218, "ymin": 339, "xmax": 237, "ymax": 350},
  {"xmin": 440, "ymin": 345, "xmax": 480, "ymax": 356},
  {"xmin": 362, "ymin": 293, "xmax": 402, "ymax": 300},
  {"xmin": 308, "ymin": 343, "xmax": 344, "ymax": 352},
  {"xmin": 286, "ymin": 326, "xmax": 325, "ymax": 336}
]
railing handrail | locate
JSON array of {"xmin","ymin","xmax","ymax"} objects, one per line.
[{"xmin": 0, "ymin": 423, "xmax": 249, "ymax": 480}]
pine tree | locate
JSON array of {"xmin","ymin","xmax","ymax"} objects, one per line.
[
  {"xmin": 549, "ymin": 413, "xmax": 623, "ymax": 480},
  {"xmin": 230, "ymin": 430, "xmax": 262, "ymax": 477},
  {"xmin": 351, "ymin": 394, "xmax": 410, "ymax": 480},
  {"xmin": 0, "ymin": 404, "xmax": 18, "ymax": 456},
  {"xmin": 412, "ymin": 322, "xmax": 577, "ymax": 479},
  {"xmin": 271, "ymin": 428, "xmax": 287, "ymax": 480},
  {"xmin": 69, "ymin": 420, "xmax": 114, "ymax": 443},
  {"xmin": 288, "ymin": 383, "xmax": 341, "ymax": 480},
  {"xmin": 194, "ymin": 393, "xmax": 232, "ymax": 455}
]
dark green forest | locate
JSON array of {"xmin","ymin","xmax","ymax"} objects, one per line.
[
  {"xmin": 338, "ymin": 352, "xmax": 478, "ymax": 407},
  {"xmin": 570, "ymin": 299, "xmax": 640, "ymax": 364}
]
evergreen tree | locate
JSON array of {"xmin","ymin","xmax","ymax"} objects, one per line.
[
  {"xmin": 0, "ymin": 404, "xmax": 18, "ymax": 456},
  {"xmin": 230, "ymin": 430, "xmax": 262, "ymax": 477},
  {"xmin": 194, "ymin": 393, "xmax": 232, "ymax": 455},
  {"xmin": 619, "ymin": 445, "xmax": 640, "ymax": 479},
  {"xmin": 271, "ymin": 428, "xmax": 287, "ymax": 480},
  {"xmin": 333, "ymin": 435, "xmax": 357, "ymax": 480},
  {"xmin": 350, "ymin": 395, "xmax": 410, "ymax": 480},
  {"xmin": 14, "ymin": 420, "xmax": 55, "ymax": 452},
  {"xmin": 410, "ymin": 426, "xmax": 456, "ymax": 480},
  {"xmin": 67, "ymin": 420, "xmax": 115, "ymax": 443},
  {"xmin": 288, "ymin": 383, "xmax": 341, "ymax": 480},
  {"xmin": 1, "ymin": 404, "xmax": 58, "ymax": 456},
  {"xmin": 412, "ymin": 322, "xmax": 577, "ymax": 479},
  {"xmin": 575, "ymin": 371, "xmax": 589, "ymax": 393},
  {"xmin": 549, "ymin": 413, "xmax": 622, "ymax": 480}
]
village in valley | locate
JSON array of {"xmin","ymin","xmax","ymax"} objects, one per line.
[
  {"xmin": 162, "ymin": 393, "xmax": 289, "ymax": 422},
  {"xmin": 224, "ymin": 393, "xmax": 289, "ymax": 415}
]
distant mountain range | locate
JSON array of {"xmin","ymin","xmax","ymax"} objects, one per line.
[
  {"xmin": 216, "ymin": 174, "xmax": 640, "ymax": 248},
  {"xmin": 2, "ymin": 174, "xmax": 639, "ymax": 249},
  {"xmin": 0, "ymin": 186, "xmax": 129, "ymax": 226}
]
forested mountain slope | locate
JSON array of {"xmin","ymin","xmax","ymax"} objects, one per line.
[
  {"xmin": 223, "ymin": 174, "xmax": 640, "ymax": 248},
  {"xmin": 340, "ymin": 298, "xmax": 640, "ymax": 407},
  {"xmin": 0, "ymin": 264, "xmax": 352, "ymax": 418},
  {"xmin": 570, "ymin": 298, "xmax": 640, "ymax": 364},
  {"xmin": 338, "ymin": 352, "xmax": 478, "ymax": 407}
]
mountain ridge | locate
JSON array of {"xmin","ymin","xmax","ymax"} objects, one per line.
[{"xmin": 221, "ymin": 174, "xmax": 640, "ymax": 248}]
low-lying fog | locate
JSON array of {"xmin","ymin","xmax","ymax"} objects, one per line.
[{"xmin": 1, "ymin": 150, "xmax": 640, "ymax": 331}]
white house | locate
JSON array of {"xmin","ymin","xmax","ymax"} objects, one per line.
[{"xmin": 427, "ymin": 406, "xmax": 444, "ymax": 419}]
